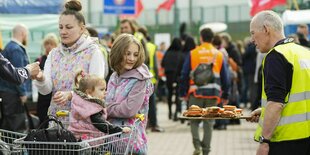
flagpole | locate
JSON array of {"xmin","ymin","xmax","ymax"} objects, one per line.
[
  {"xmin": 88, "ymin": 0, "xmax": 92, "ymax": 23},
  {"xmin": 292, "ymin": 0, "xmax": 299, "ymax": 10},
  {"xmin": 174, "ymin": 0, "xmax": 179, "ymax": 37},
  {"xmin": 189, "ymin": 0, "xmax": 193, "ymax": 27},
  {"xmin": 287, "ymin": 0, "xmax": 291, "ymax": 10}
]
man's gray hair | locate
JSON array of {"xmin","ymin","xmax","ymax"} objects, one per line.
[{"xmin": 253, "ymin": 10, "xmax": 284, "ymax": 34}]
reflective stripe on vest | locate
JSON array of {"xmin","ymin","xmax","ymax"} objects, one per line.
[
  {"xmin": 254, "ymin": 42, "xmax": 310, "ymax": 142},
  {"xmin": 188, "ymin": 43, "xmax": 223, "ymax": 102},
  {"xmin": 147, "ymin": 42, "xmax": 157, "ymax": 84},
  {"xmin": 258, "ymin": 111, "xmax": 310, "ymax": 127},
  {"xmin": 261, "ymin": 91, "xmax": 310, "ymax": 107}
]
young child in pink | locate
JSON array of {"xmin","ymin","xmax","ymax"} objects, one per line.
[{"xmin": 68, "ymin": 71, "xmax": 130, "ymax": 140}]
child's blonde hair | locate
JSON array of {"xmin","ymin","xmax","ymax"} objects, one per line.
[
  {"xmin": 74, "ymin": 70, "xmax": 105, "ymax": 93},
  {"xmin": 110, "ymin": 33, "xmax": 145, "ymax": 74}
]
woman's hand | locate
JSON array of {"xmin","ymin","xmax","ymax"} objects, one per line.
[
  {"xmin": 122, "ymin": 127, "xmax": 131, "ymax": 133},
  {"xmin": 246, "ymin": 108, "xmax": 261, "ymax": 123},
  {"xmin": 35, "ymin": 70, "xmax": 45, "ymax": 81},
  {"xmin": 53, "ymin": 91, "xmax": 72, "ymax": 106}
]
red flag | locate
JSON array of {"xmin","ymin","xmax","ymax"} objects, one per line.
[
  {"xmin": 156, "ymin": 0, "xmax": 175, "ymax": 13},
  {"xmin": 250, "ymin": 0, "xmax": 286, "ymax": 16},
  {"xmin": 119, "ymin": 0, "xmax": 144, "ymax": 19},
  {"xmin": 135, "ymin": 0, "xmax": 143, "ymax": 17}
]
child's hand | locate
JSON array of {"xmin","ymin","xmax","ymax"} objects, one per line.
[
  {"xmin": 122, "ymin": 127, "xmax": 131, "ymax": 133},
  {"xmin": 53, "ymin": 91, "xmax": 72, "ymax": 106}
]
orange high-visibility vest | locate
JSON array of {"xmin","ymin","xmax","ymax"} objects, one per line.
[
  {"xmin": 188, "ymin": 42, "xmax": 224, "ymax": 103},
  {"xmin": 156, "ymin": 51, "xmax": 165, "ymax": 78}
]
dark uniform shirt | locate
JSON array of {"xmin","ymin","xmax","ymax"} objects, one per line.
[
  {"xmin": 0, "ymin": 53, "xmax": 29, "ymax": 85},
  {"xmin": 263, "ymin": 39, "xmax": 293, "ymax": 103}
]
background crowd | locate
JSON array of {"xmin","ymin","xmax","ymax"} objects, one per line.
[{"xmin": 1, "ymin": 1, "xmax": 310, "ymax": 155}]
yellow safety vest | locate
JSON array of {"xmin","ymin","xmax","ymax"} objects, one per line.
[
  {"xmin": 254, "ymin": 42, "xmax": 310, "ymax": 142},
  {"xmin": 146, "ymin": 42, "xmax": 157, "ymax": 84},
  {"xmin": 134, "ymin": 32, "xmax": 144, "ymax": 42},
  {"xmin": 100, "ymin": 45, "xmax": 108, "ymax": 62},
  {"xmin": 0, "ymin": 31, "xmax": 3, "ymax": 50}
]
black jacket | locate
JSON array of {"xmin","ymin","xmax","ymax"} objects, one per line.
[{"xmin": 0, "ymin": 53, "xmax": 29, "ymax": 85}]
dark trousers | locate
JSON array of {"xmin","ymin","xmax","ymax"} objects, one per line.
[
  {"xmin": 165, "ymin": 73, "xmax": 180, "ymax": 118},
  {"xmin": 0, "ymin": 91, "xmax": 27, "ymax": 132},
  {"xmin": 156, "ymin": 79, "xmax": 167, "ymax": 101},
  {"xmin": 269, "ymin": 137, "xmax": 310, "ymax": 155},
  {"xmin": 148, "ymin": 93, "xmax": 158, "ymax": 127},
  {"xmin": 36, "ymin": 93, "xmax": 52, "ymax": 128}
]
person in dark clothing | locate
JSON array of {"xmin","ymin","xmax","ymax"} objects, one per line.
[
  {"xmin": 0, "ymin": 53, "xmax": 39, "ymax": 85},
  {"xmin": 221, "ymin": 33, "xmax": 243, "ymax": 125},
  {"xmin": 242, "ymin": 42, "xmax": 257, "ymax": 107},
  {"xmin": 0, "ymin": 24, "xmax": 33, "ymax": 132},
  {"xmin": 212, "ymin": 34, "xmax": 230, "ymax": 130},
  {"xmin": 252, "ymin": 65, "xmax": 262, "ymax": 111},
  {"xmin": 162, "ymin": 37, "xmax": 183, "ymax": 121},
  {"xmin": 35, "ymin": 33, "xmax": 58, "ymax": 127},
  {"xmin": 296, "ymin": 32, "xmax": 310, "ymax": 47},
  {"xmin": 181, "ymin": 36, "xmax": 196, "ymax": 57},
  {"xmin": 68, "ymin": 71, "xmax": 131, "ymax": 140},
  {"xmin": 296, "ymin": 24, "xmax": 310, "ymax": 47},
  {"xmin": 179, "ymin": 36, "xmax": 197, "ymax": 77},
  {"xmin": 179, "ymin": 22, "xmax": 190, "ymax": 44}
]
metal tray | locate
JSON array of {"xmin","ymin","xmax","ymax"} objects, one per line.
[{"xmin": 178, "ymin": 116, "xmax": 252, "ymax": 120}]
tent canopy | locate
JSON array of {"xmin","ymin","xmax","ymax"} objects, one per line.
[
  {"xmin": 282, "ymin": 10, "xmax": 310, "ymax": 36},
  {"xmin": 0, "ymin": 14, "xmax": 59, "ymax": 32},
  {"xmin": 282, "ymin": 10, "xmax": 310, "ymax": 25},
  {"xmin": 0, "ymin": 0, "xmax": 63, "ymax": 14}
]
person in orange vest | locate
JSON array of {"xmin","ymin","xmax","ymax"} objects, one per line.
[
  {"xmin": 162, "ymin": 38, "xmax": 183, "ymax": 121},
  {"xmin": 179, "ymin": 28, "xmax": 230, "ymax": 155},
  {"xmin": 156, "ymin": 42, "xmax": 167, "ymax": 102}
]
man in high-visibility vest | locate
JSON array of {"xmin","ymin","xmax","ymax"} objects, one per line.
[
  {"xmin": 247, "ymin": 10, "xmax": 310, "ymax": 155},
  {"xmin": 179, "ymin": 28, "xmax": 229, "ymax": 155},
  {"xmin": 120, "ymin": 19, "xmax": 149, "ymax": 62},
  {"xmin": 138, "ymin": 26, "xmax": 164, "ymax": 132},
  {"xmin": 0, "ymin": 31, "xmax": 3, "ymax": 50}
]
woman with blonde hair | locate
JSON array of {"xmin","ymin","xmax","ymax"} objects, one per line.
[{"xmin": 35, "ymin": 33, "xmax": 59, "ymax": 127}]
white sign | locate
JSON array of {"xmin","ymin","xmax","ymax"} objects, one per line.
[{"xmin": 154, "ymin": 33, "xmax": 171, "ymax": 50}]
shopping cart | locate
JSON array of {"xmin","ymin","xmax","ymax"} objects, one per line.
[
  {"xmin": 0, "ymin": 129, "xmax": 26, "ymax": 154},
  {"xmin": 13, "ymin": 113, "xmax": 143, "ymax": 155}
]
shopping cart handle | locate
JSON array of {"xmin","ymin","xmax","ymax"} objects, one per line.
[
  {"xmin": 56, "ymin": 110, "xmax": 69, "ymax": 117},
  {"xmin": 135, "ymin": 114, "xmax": 144, "ymax": 121}
]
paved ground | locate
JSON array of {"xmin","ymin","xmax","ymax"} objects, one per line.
[{"xmin": 147, "ymin": 102, "xmax": 258, "ymax": 155}]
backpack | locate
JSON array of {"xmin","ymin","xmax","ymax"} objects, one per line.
[
  {"xmin": 190, "ymin": 53, "xmax": 217, "ymax": 86},
  {"xmin": 190, "ymin": 63, "xmax": 215, "ymax": 86}
]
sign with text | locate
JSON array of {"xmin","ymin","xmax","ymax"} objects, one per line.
[{"xmin": 103, "ymin": 0, "xmax": 135, "ymax": 15}]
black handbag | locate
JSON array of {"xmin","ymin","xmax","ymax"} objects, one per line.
[{"xmin": 24, "ymin": 116, "xmax": 78, "ymax": 155}]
